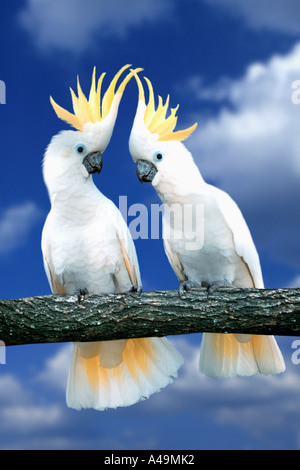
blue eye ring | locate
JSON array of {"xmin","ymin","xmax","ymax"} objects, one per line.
[
  {"xmin": 153, "ymin": 151, "xmax": 164, "ymax": 162},
  {"xmin": 74, "ymin": 143, "xmax": 86, "ymax": 154}
]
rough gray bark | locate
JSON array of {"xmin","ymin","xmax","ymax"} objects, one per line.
[{"xmin": 0, "ymin": 288, "xmax": 300, "ymax": 346}]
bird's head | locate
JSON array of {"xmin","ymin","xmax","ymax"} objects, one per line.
[
  {"xmin": 129, "ymin": 72, "xmax": 198, "ymax": 196},
  {"xmin": 43, "ymin": 65, "xmax": 140, "ymax": 194}
]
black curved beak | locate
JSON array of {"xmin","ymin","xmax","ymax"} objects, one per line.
[
  {"xmin": 136, "ymin": 160, "xmax": 157, "ymax": 183},
  {"xmin": 83, "ymin": 151, "xmax": 103, "ymax": 175}
]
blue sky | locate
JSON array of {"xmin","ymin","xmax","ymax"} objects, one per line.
[{"xmin": 1, "ymin": 0, "xmax": 300, "ymax": 450}]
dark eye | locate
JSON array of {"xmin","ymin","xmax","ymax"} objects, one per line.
[
  {"xmin": 74, "ymin": 143, "xmax": 86, "ymax": 154},
  {"xmin": 153, "ymin": 151, "xmax": 164, "ymax": 162}
]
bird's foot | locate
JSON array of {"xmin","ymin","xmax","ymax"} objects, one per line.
[
  {"xmin": 127, "ymin": 285, "xmax": 143, "ymax": 296},
  {"xmin": 207, "ymin": 280, "xmax": 235, "ymax": 297},
  {"xmin": 75, "ymin": 288, "xmax": 89, "ymax": 303},
  {"xmin": 178, "ymin": 280, "xmax": 201, "ymax": 299}
]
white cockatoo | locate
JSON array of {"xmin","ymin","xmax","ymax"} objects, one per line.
[
  {"xmin": 41, "ymin": 65, "xmax": 183, "ymax": 411},
  {"xmin": 128, "ymin": 72, "xmax": 286, "ymax": 378}
]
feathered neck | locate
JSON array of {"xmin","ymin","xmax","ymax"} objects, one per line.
[{"xmin": 154, "ymin": 156, "xmax": 206, "ymax": 205}]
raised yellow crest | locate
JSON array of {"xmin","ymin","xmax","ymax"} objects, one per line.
[
  {"xmin": 50, "ymin": 65, "xmax": 139, "ymax": 131},
  {"xmin": 131, "ymin": 70, "xmax": 197, "ymax": 142}
]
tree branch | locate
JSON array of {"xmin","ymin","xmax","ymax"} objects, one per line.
[{"xmin": 1, "ymin": 288, "xmax": 300, "ymax": 346}]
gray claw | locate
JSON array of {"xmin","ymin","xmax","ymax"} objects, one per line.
[
  {"xmin": 128, "ymin": 285, "xmax": 143, "ymax": 296},
  {"xmin": 75, "ymin": 288, "xmax": 89, "ymax": 303},
  {"xmin": 207, "ymin": 280, "xmax": 235, "ymax": 297},
  {"xmin": 178, "ymin": 280, "xmax": 201, "ymax": 299}
]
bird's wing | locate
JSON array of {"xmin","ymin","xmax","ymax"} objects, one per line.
[
  {"xmin": 213, "ymin": 186, "xmax": 264, "ymax": 288},
  {"xmin": 113, "ymin": 207, "xmax": 142, "ymax": 288},
  {"xmin": 41, "ymin": 221, "xmax": 66, "ymax": 295},
  {"xmin": 163, "ymin": 237, "xmax": 188, "ymax": 283}
]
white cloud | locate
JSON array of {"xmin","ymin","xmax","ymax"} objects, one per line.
[
  {"xmin": 18, "ymin": 0, "xmax": 300, "ymax": 56},
  {"xmin": 143, "ymin": 336, "xmax": 300, "ymax": 445},
  {"xmin": 18, "ymin": 0, "xmax": 172, "ymax": 54},
  {"xmin": 37, "ymin": 343, "xmax": 72, "ymax": 391},
  {"xmin": 0, "ymin": 373, "xmax": 64, "ymax": 436},
  {"xmin": 185, "ymin": 43, "xmax": 300, "ymax": 268},
  {"xmin": 1, "ymin": 405, "xmax": 63, "ymax": 433},
  {"xmin": 0, "ymin": 374, "xmax": 30, "ymax": 404},
  {"xmin": 0, "ymin": 202, "xmax": 41, "ymax": 255},
  {"xmin": 203, "ymin": 0, "xmax": 300, "ymax": 35}
]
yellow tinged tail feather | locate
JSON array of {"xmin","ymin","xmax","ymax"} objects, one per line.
[
  {"xmin": 199, "ymin": 332, "xmax": 286, "ymax": 378},
  {"xmin": 66, "ymin": 337, "xmax": 184, "ymax": 411}
]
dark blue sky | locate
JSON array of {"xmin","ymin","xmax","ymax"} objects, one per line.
[{"xmin": 1, "ymin": 0, "xmax": 300, "ymax": 450}]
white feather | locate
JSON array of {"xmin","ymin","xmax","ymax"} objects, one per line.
[
  {"xmin": 129, "ymin": 122, "xmax": 285, "ymax": 379},
  {"xmin": 67, "ymin": 337, "xmax": 183, "ymax": 411},
  {"xmin": 42, "ymin": 129, "xmax": 183, "ymax": 411}
]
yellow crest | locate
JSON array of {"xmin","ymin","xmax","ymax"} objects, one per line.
[
  {"xmin": 50, "ymin": 65, "xmax": 138, "ymax": 131},
  {"xmin": 132, "ymin": 70, "xmax": 197, "ymax": 142}
]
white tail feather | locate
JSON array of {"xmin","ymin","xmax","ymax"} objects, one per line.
[
  {"xmin": 66, "ymin": 337, "xmax": 184, "ymax": 411},
  {"xmin": 199, "ymin": 333, "xmax": 286, "ymax": 378}
]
